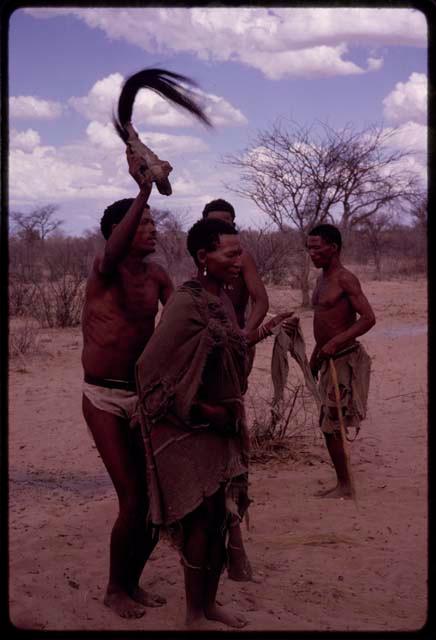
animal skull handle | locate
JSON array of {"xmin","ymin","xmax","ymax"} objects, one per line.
[{"xmin": 124, "ymin": 122, "xmax": 173, "ymax": 196}]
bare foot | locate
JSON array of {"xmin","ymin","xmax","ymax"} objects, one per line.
[
  {"xmin": 205, "ymin": 604, "xmax": 248, "ymax": 628},
  {"xmin": 185, "ymin": 614, "xmax": 213, "ymax": 630},
  {"xmin": 315, "ymin": 484, "xmax": 352, "ymax": 499},
  {"xmin": 130, "ymin": 586, "xmax": 166, "ymax": 607},
  {"xmin": 227, "ymin": 546, "xmax": 253, "ymax": 581},
  {"xmin": 104, "ymin": 590, "xmax": 146, "ymax": 618}
]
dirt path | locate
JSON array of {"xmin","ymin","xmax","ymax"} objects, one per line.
[{"xmin": 8, "ymin": 279, "xmax": 427, "ymax": 632}]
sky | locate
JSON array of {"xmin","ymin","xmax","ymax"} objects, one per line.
[{"xmin": 7, "ymin": 6, "xmax": 428, "ymax": 236}]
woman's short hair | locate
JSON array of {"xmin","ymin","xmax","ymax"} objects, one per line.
[
  {"xmin": 100, "ymin": 198, "xmax": 150, "ymax": 239},
  {"xmin": 201, "ymin": 198, "xmax": 235, "ymax": 221},
  {"xmin": 187, "ymin": 218, "xmax": 238, "ymax": 266}
]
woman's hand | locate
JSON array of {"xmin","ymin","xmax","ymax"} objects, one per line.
[{"xmin": 267, "ymin": 311, "xmax": 294, "ymax": 333}]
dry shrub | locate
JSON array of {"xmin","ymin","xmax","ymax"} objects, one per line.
[
  {"xmin": 246, "ymin": 378, "xmax": 320, "ymax": 464},
  {"xmin": 9, "ymin": 319, "xmax": 41, "ymax": 358},
  {"xmin": 9, "ymin": 278, "xmax": 38, "ymax": 316},
  {"xmin": 380, "ymin": 256, "xmax": 427, "ymax": 280},
  {"xmin": 29, "ymin": 278, "xmax": 86, "ymax": 328},
  {"xmin": 239, "ymin": 228, "xmax": 295, "ymax": 285}
]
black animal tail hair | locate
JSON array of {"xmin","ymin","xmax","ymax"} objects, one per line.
[{"xmin": 113, "ymin": 68, "xmax": 213, "ymax": 142}]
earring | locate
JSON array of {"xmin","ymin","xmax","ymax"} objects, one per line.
[{"xmin": 203, "ymin": 264, "xmax": 208, "ymax": 277}]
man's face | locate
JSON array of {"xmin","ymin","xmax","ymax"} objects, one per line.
[
  {"xmin": 132, "ymin": 208, "xmax": 157, "ymax": 254},
  {"xmin": 306, "ymin": 235, "xmax": 336, "ymax": 268},
  {"xmin": 206, "ymin": 210, "xmax": 235, "ymax": 227},
  {"xmin": 205, "ymin": 234, "xmax": 242, "ymax": 283}
]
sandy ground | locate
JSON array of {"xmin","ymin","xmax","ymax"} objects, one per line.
[{"xmin": 8, "ymin": 278, "xmax": 427, "ymax": 632}]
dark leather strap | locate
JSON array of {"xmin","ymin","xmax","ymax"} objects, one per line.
[
  {"xmin": 84, "ymin": 374, "xmax": 136, "ymax": 392},
  {"xmin": 332, "ymin": 343, "xmax": 359, "ymax": 360}
]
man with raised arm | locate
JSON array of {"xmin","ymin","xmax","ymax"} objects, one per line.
[
  {"xmin": 306, "ymin": 224, "xmax": 375, "ymax": 499},
  {"xmin": 81, "ymin": 148, "xmax": 174, "ymax": 618}
]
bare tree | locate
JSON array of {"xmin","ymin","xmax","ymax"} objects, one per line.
[
  {"xmin": 357, "ymin": 212, "xmax": 393, "ymax": 279},
  {"xmin": 409, "ymin": 191, "xmax": 427, "ymax": 230},
  {"xmin": 325, "ymin": 124, "xmax": 421, "ymax": 242},
  {"xmin": 223, "ymin": 121, "xmax": 353, "ymax": 304},
  {"xmin": 11, "ymin": 204, "xmax": 63, "ymax": 240},
  {"xmin": 223, "ymin": 120, "xmax": 420, "ymax": 305},
  {"xmin": 151, "ymin": 208, "xmax": 192, "ymax": 283},
  {"xmin": 239, "ymin": 224, "xmax": 295, "ymax": 284}
]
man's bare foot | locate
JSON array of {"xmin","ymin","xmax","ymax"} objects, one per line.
[
  {"xmin": 205, "ymin": 604, "xmax": 248, "ymax": 628},
  {"xmin": 104, "ymin": 590, "xmax": 146, "ymax": 618},
  {"xmin": 129, "ymin": 586, "xmax": 166, "ymax": 607},
  {"xmin": 185, "ymin": 614, "xmax": 213, "ymax": 630},
  {"xmin": 315, "ymin": 484, "xmax": 352, "ymax": 499},
  {"xmin": 227, "ymin": 545, "xmax": 253, "ymax": 581}
]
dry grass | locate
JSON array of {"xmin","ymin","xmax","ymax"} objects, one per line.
[
  {"xmin": 9, "ymin": 319, "xmax": 41, "ymax": 358},
  {"xmin": 247, "ymin": 378, "xmax": 321, "ymax": 465}
]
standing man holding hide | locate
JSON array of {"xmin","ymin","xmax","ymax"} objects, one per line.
[{"xmin": 306, "ymin": 224, "xmax": 375, "ymax": 499}]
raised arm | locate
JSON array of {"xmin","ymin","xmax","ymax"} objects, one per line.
[
  {"xmin": 241, "ymin": 251, "xmax": 269, "ymax": 333},
  {"xmin": 99, "ymin": 149, "xmax": 171, "ymax": 274}
]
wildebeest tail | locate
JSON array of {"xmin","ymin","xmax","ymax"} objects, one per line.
[{"xmin": 113, "ymin": 68, "xmax": 212, "ymax": 142}]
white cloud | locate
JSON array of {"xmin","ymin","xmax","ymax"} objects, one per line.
[
  {"xmin": 10, "ymin": 128, "xmax": 41, "ymax": 151},
  {"xmin": 9, "ymin": 119, "xmax": 210, "ymax": 215},
  {"xmin": 8, "ymin": 124, "xmax": 256, "ymax": 235},
  {"xmin": 86, "ymin": 120, "xmax": 208, "ymax": 155},
  {"xmin": 24, "ymin": 7, "xmax": 426, "ymax": 79},
  {"xmin": 69, "ymin": 72, "xmax": 246, "ymax": 128},
  {"xmin": 384, "ymin": 121, "xmax": 427, "ymax": 155},
  {"xmin": 244, "ymin": 44, "xmax": 365, "ymax": 80},
  {"xmin": 10, "ymin": 95, "xmax": 63, "ymax": 119},
  {"xmin": 367, "ymin": 57, "xmax": 383, "ymax": 72},
  {"xmin": 383, "ymin": 72, "xmax": 427, "ymax": 125},
  {"xmin": 68, "ymin": 72, "xmax": 124, "ymax": 122},
  {"xmin": 86, "ymin": 121, "xmax": 123, "ymax": 150}
]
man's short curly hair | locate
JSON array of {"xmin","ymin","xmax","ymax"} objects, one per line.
[
  {"xmin": 100, "ymin": 198, "xmax": 150, "ymax": 240},
  {"xmin": 187, "ymin": 218, "xmax": 238, "ymax": 266},
  {"xmin": 201, "ymin": 198, "xmax": 235, "ymax": 221},
  {"xmin": 308, "ymin": 223, "xmax": 342, "ymax": 252}
]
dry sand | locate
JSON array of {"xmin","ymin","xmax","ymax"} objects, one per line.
[{"xmin": 8, "ymin": 278, "xmax": 427, "ymax": 632}]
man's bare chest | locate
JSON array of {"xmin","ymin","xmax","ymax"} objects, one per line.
[
  {"xmin": 101, "ymin": 274, "xmax": 159, "ymax": 320},
  {"xmin": 312, "ymin": 278, "xmax": 345, "ymax": 310}
]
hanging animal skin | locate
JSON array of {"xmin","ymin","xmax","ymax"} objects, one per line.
[{"xmin": 113, "ymin": 68, "xmax": 212, "ymax": 195}]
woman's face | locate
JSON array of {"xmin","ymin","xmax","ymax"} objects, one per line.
[{"xmin": 203, "ymin": 233, "xmax": 243, "ymax": 284}]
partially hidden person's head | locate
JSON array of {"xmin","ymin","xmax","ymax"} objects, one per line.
[
  {"xmin": 306, "ymin": 224, "xmax": 342, "ymax": 268},
  {"xmin": 202, "ymin": 199, "xmax": 235, "ymax": 226},
  {"xmin": 100, "ymin": 199, "xmax": 156, "ymax": 255},
  {"xmin": 187, "ymin": 218, "xmax": 242, "ymax": 284}
]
